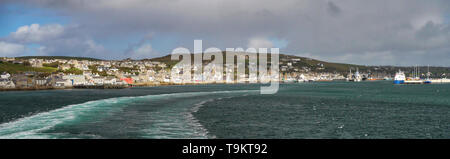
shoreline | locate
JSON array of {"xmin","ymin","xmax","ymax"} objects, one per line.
[
  {"xmin": 0, "ymin": 87, "xmax": 66, "ymax": 92},
  {"xmin": 0, "ymin": 80, "xmax": 417, "ymax": 92},
  {"xmin": 0, "ymin": 81, "xmax": 270, "ymax": 92}
]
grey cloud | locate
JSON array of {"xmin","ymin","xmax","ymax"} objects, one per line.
[
  {"xmin": 3, "ymin": 23, "xmax": 111, "ymax": 58},
  {"xmin": 124, "ymin": 33, "xmax": 162, "ymax": 59},
  {"xmin": 416, "ymin": 21, "xmax": 449, "ymax": 40},
  {"xmin": 2, "ymin": 0, "xmax": 450, "ymax": 66},
  {"xmin": 0, "ymin": 41, "xmax": 26, "ymax": 57},
  {"xmin": 327, "ymin": 1, "xmax": 341, "ymax": 16}
]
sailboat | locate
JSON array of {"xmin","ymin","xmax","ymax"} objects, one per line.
[
  {"xmin": 354, "ymin": 68, "xmax": 362, "ymax": 82},
  {"xmin": 346, "ymin": 68, "xmax": 354, "ymax": 82},
  {"xmin": 404, "ymin": 66, "xmax": 423, "ymax": 84},
  {"xmin": 424, "ymin": 65, "xmax": 432, "ymax": 84},
  {"xmin": 298, "ymin": 74, "xmax": 307, "ymax": 83}
]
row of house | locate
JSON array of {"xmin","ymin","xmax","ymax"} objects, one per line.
[
  {"xmin": 0, "ymin": 71, "xmax": 129, "ymax": 89},
  {"xmin": 1, "ymin": 56, "xmax": 347, "ymax": 87}
]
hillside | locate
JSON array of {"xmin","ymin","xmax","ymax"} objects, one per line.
[
  {"xmin": 148, "ymin": 52, "xmax": 378, "ymax": 73},
  {"xmin": 16, "ymin": 56, "xmax": 101, "ymax": 61},
  {"xmin": 5, "ymin": 53, "xmax": 450, "ymax": 78},
  {"xmin": 147, "ymin": 52, "xmax": 450, "ymax": 77},
  {"xmin": 0, "ymin": 61, "xmax": 58, "ymax": 74}
]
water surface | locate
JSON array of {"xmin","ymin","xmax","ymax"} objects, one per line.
[{"xmin": 0, "ymin": 82, "xmax": 448, "ymax": 139}]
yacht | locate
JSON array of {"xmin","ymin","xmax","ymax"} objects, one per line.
[{"xmin": 354, "ymin": 68, "xmax": 362, "ymax": 82}]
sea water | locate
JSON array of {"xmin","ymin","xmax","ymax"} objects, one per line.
[{"xmin": 0, "ymin": 82, "xmax": 448, "ymax": 139}]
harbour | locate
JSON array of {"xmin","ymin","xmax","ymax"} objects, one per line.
[{"xmin": 393, "ymin": 66, "xmax": 450, "ymax": 85}]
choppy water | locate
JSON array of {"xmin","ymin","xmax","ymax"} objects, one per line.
[{"xmin": 0, "ymin": 82, "xmax": 448, "ymax": 139}]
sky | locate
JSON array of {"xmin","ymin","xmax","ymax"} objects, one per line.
[{"xmin": 0, "ymin": 0, "xmax": 450, "ymax": 66}]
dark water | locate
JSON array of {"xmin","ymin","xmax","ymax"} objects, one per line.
[{"xmin": 0, "ymin": 81, "xmax": 448, "ymax": 139}]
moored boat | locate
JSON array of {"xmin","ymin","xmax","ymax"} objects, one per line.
[
  {"xmin": 354, "ymin": 68, "xmax": 362, "ymax": 82},
  {"xmin": 393, "ymin": 70, "xmax": 405, "ymax": 84}
]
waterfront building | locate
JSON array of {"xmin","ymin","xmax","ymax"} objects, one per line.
[
  {"xmin": 0, "ymin": 78, "xmax": 15, "ymax": 88},
  {"xmin": 1, "ymin": 72, "xmax": 11, "ymax": 79},
  {"xmin": 62, "ymin": 75, "xmax": 87, "ymax": 86}
]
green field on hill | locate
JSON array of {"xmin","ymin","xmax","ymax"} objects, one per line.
[
  {"xmin": 16, "ymin": 56, "xmax": 101, "ymax": 61},
  {"xmin": 0, "ymin": 62, "xmax": 58, "ymax": 74}
]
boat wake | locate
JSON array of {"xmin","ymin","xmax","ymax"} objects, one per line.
[
  {"xmin": 138, "ymin": 90, "xmax": 256, "ymax": 139},
  {"xmin": 0, "ymin": 90, "xmax": 257, "ymax": 139}
]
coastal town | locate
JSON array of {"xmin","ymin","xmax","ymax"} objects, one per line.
[
  {"xmin": 0, "ymin": 55, "xmax": 351, "ymax": 90},
  {"xmin": 1, "ymin": 54, "xmax": 448, "ymax": 90},
  {"xmin": 0, "ymin": 57, "xmax": 167, "ymax": 90}
]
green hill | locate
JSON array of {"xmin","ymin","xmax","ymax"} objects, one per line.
[
  {"xmin": 5, "ymin": 53, "xmax": 449, "ymax": 78},
  {"xmin": 0, "ymin": 61, "xmax": 58, "ymax": 74},
  {"xmin": 147, "ymin": 52, "xmax": 367, "ymax": 72},
  {"xmin": 147, "ymin": 52, "xmax": 450, "ymax": 77},
  {"xmin": 16, "ymin": 56, "xmax": 101, "ymax": 61}
]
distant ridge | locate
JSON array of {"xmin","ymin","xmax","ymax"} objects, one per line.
[
  {"xmin": 16, "ymin": 56, "xmax": 102, "ymax": 61},
  {"xmin": 146, "ymin": 52, "xmax": 450, "ymax": 76},
  {"xmin": 147, "ymin": 52, "xmax": 370, "ymax": 73},
  {"xmin": 9, "ymin": 53, "xmax": 450, "ymax": 76}
]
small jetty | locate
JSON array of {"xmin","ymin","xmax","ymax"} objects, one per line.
[
  {"xmin": 403, "ymin": 80, "xmax": 423, "ymax": 84},
  {"xmin": 73, "ymin": 85, "xmax": 129, "ymax": 89}
]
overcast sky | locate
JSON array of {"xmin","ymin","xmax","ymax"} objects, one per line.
[{"xmin": 1, "ymin": 0, "xmax": 449, "ymax": 66}]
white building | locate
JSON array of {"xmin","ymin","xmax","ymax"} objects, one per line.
[
  {"xmin": 0, "ymin": 79, "xmax": 15, "ymax": 88},
  {"xmin": 62, "ymin": 75, "xmax": 87, "ymax": 86},
  {"xmin": 1, "ymin": 72, "xmax": 11, "ymax": 79},
  {"xmin": 92, "ymin": 77, "xmax": 105, "ymax": 85},
  {"xmin": 55, "ymin": 79, "xmax": 72, "ymax": 87}
]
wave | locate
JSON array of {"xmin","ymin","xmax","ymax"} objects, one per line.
[
  {"xmin": 0, "ymin": 97, "xmax": 135, "ymax": 139},
  {"xmin": 138, "ymin": 90, "xmax": 256, "ymax": 139},
  {"xmin": 0, "ymin": 90, "xmax": 257, "ymax": 139}
]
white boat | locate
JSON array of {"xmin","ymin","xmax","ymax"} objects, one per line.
[
  {"xmin": 298, "ymin": 74, "xmax": 307, "ymax": 83},
  {"xmin": 404, "ymin": 80, "xmax": 423, "ymax": 84},
  {"xmin": 346, "ymin": 68, "xmax": 353, "ymax": 81},
  {"xmin": 424, "ymin": 65, "xmax": 432, "ymax": 84},
  {"xmin": 393, "ymin": 70, "xmax": 405, "ymax": 84},
  {"xmin": 354, "ymin": 68, "xmax": 362, "ymax": 82},
  {"xmin": 404, "ymin": 66, "xmax": 424, "ymax": 84}
]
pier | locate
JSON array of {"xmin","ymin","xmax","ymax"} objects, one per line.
[
  {"xmin": 73, "ymin": 85, "xmax": 129, "ymax": 89},
  {"xmin": 403, "ymin": 80, "xmax": 423, "ymax": 84}
]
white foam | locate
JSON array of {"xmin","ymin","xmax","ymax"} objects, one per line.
[
  {"xmin": 0, "ymin": 97, "xmax": 136, "ymax": 139},
  {"xmin": 140, "ymin": 90, "xmax": 258, "ymax": 139},
  {"xmin": 0, "ymin": 90, "xmax": 257, "ymax": 139}
]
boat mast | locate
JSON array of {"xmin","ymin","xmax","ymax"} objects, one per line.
[
  {"xmin": 415, "ymin": 65, "xmax": 418, "ymax": 79},
  {"xmin": 416, "ymin": 65, "xmax": 418, "ymax": 79},
  {"xmin": 418, "ymin": 65, "xmax": 420, "ymax": 79}
]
